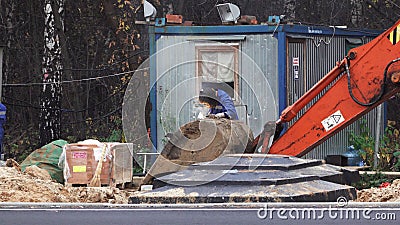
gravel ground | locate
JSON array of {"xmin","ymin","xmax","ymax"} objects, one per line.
[{"xmin": 356, "ymin": 179, "xmax": 400, "ymax": 202}]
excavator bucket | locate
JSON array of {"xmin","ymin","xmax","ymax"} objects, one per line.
[{"xmin": 141, "ymin": 118, "xmax": 254, "ymax": 185}]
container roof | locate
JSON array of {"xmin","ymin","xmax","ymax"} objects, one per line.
[{"xmin": 154, "ymin": 23, "xmax": 381, "ymax": 37}]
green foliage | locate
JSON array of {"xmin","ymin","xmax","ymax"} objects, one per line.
[
  {"xmin": 348, "ymin": 119, "xmax": 375, "ymax": 166},
  {"xmin": 393, "ymin": 151, "xmax": 400, "ymax": 170},
  {"xmin": 3, "ymin": 129, "xmax": 40, "ymax": 163},
  {"xmin": 132, "ymin": 166, "xmax": 143, "ymax": 174},
  {"xmin": 103, "ymin": 129, "xmax": 123, "ymax": 142},
  {"xmin": 352, "ymin": 171, "xmax": 393, "ymax": 190},
  {"xmin": 348, "ymin": 120, "xmax": 400, "ymax": 171},
  {"xmin": 379, "ymin": 123, "xmax": 400, "ymax": 171},
  {"xmin": 66, "ymin": 135, "xmax": 78, "ymax": 144}
]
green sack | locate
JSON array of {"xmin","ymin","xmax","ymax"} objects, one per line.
[{"xmin": 20, "ymin": 140, "xmax": 68, "ymax": 183}]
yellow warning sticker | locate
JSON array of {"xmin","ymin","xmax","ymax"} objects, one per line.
[
  {"xmin": 73, "ymin": 165, "xmax": 86, "ymax": 173},
  {"xmin": 388, "ymin": 25, "xmax": 400, "ymax": 45}
]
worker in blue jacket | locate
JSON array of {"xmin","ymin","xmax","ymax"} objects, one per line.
[
  {"xmin": 0, "ymin": 103, "xmax": 5, "ymax": 157},
  {"xmin": 199, "ymin": 87, "xmax": 239, "ymax": 120}
]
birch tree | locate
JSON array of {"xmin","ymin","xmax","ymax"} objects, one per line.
[{"xmin": 40, "ymin": 0, "xmax": 64, "ymax": 145}]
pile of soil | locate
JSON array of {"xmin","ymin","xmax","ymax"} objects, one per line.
[
  {"xmin": 0, "ymin": 166, "xmax": 131, "ymax": 203},
  {"xmin": 162, "ymin": 118, "xmax": 254, "ymax": 163},
  {"xmin": 142, "ymin": 118, "xmax": 254, "ymax": 184},
  {"xmin": 356, "ymin": 179, "xmax": 400, "ymax": 202}
]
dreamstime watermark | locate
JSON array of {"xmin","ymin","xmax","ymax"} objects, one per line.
[{"xmin": 257, "ymin": 197, "xmax": 397, "ymax": 221}]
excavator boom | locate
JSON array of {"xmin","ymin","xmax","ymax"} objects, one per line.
[{"xmin": 266, "ymin": 19, "xmax": 400, "ymax": 157}]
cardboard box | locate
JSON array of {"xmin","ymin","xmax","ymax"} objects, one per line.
[{"xmin": 64, "ymin": 142, "xmax": 133, "ymax": 187}]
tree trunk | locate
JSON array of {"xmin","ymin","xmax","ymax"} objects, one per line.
[
  {"xmin": 40, "ymin": 0, "xmax": 64, "ymax": 146},
  {"xmin": 4, "ymin": 1, "xmax": 16, "ymax": 91},
  {"xmin": 351, "ymin": 0, "xmax": 363, "ymax": 27}
]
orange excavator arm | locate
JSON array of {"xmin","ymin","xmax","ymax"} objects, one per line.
[{"xmin": 263, "ymin": 19, "xmax": 400, "ymax": 157}]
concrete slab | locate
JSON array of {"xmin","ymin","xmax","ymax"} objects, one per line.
[
  {"xmin": 130, "ymin": 180, "xmax": 356, "ymax": 204},
  {"xmin": 130, "ymin": 155, "xmax": 358, "ymax": 204}
]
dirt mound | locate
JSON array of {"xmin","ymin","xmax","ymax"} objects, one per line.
[
  {"xmin": 356, "ymin": 179, "xmax": 400, "ymax": 202},
  {"xmin": 162, "ymin": 118, "xmax": 254, "ymax": 163},
  {"xmin": 142, "ymin": 119, "xmax": 254, "ymax": 184},
  {"xmin": 0, "ymin": 167, "xmax": 131, "ymax": 203},
  {"xmin": 25, "ymin": 165, "xmax": 52, "ymax": 181}
]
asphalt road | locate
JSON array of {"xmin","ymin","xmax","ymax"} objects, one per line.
[{"xmin": 0, "ymin": 203, "xmax": 399, "ymax": 225}]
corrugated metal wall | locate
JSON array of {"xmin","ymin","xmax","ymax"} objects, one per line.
[
  {"xmin": 155, "ymin": 37, "xmax": 196, "ymax": 148},
  {"xmin": 240, "ymin": 34, "xmax": 279, "ymax": 134},
  {"xmin": 155, "ymin": 34, "xmax": 279, "ymax": 149},
  {"xmin": 286, "ymin": 35, "xmax": 384, "ymax": 159},
  {"xmin": 155, "ymin": 31, "xmax": 382, "ymax": 159}
]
